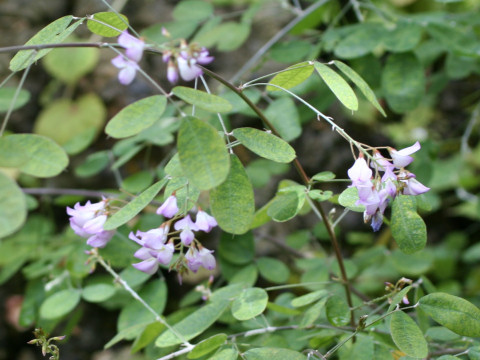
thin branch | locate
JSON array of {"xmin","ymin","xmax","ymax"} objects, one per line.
[
  {"xmin": 0, "ymin": 42, "xmax": 112, "ymax": 54},
  {"xmin": 229, "ymin": 0, "xmax": 332, "ymax": 83}
]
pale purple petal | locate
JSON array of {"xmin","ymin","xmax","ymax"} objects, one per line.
[
  {"xmin": 348, "ymin": 157, "xmax": 372, "ymax": 185},
  {"xmin": 111, "ymin": 55, "xmax": 128, "ymax": 69},
  {"xmin": 402, "ymin": 178, "xmax": 430, "ymax": 196},
  {"xmin": 118, "ymin": 31, "xmax": 145, "ymax": 62},
  {"xmin": 156, "ymin": 243, "xmax": 174, "ymax": 265},
  {"xmin": 129, "ymin": 231, "xmax": 144, "ymax": 246},
  {"xmin": 167, "ymin": 63, "xmax": 178, "ymax": 84},
  {"xmin": 86, "ymin": 230, "xmax": 114, "ymax": 248},
  {"xmin": 177, "ymin": 56, "xmax": 203, "ymax": 81},
  {"xmin": 389, "ymin": 141, "xmax": 421, "ymax": 168},
  {"xmin": 157, "ymin": 195, "xmax": 179, "ymax": 218},
  {"xmin": 185, "ymin": 248, "xmax": 201, "ymax": 272},
  {"xmin": 132, "ymin": 258, "xmax": 159, "ymax": 275},
  {"xmin": 134, "ymin": 247, "xmax": 152, "ymax": 260},
  {"xmin": 371, "ymin": 150, "xmax": 393, "ymax": 172},
  {"xmin": 118, "ymin": 65, "xmax": 137, "ymax": 85},
  {"xmin": 180, "ymin": 228, "xmax": 195, "ymax": 246},
  {"xmin": 83, "ymin": 215, "xmax": 107, "ymax": 234},
  {"xmin": 198, "ymin": 248, "xmax": 216, "ymax": 270},
  {"xmin": 195, "ymin": 211, "xmax": 217, "ymax": 232},
  {"xmin": 370, "ymin": 212, "xmax": 383, "ymax": 232},
  {"xmin": 174, "ymin": 215, "xmax": 198, "ymax": 231},
  {"xmin": 196, "ymin": 48, "xmax": 214, "ymax": 65}
]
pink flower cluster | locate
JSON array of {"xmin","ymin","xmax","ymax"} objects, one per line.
[
  {"xmin": 162, "ymin": 41, "xmax": 214, "ymax": 84},
  {"xmin": 111, "ymin": 30, "xmax": 145, "ymax": 85},
  {"xmin": 67, "ymin": 198, "xmax": 115, "ymax": 248},
  {"xmin": 130, "ymin": 195, "xmax": 217, "ymax": 275},
  {"xmin": 347, "ymin": 142, "xmax": 430, "ymax": 232}
]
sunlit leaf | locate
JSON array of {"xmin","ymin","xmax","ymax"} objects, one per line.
[
  {"xmin": 105, "ymin": 96, "xmax": 167, "ymax": 138},
  {"xmin": 314, "ymin": 62, "xmax": 358, "ymax": 111},
  {"xmin": 390, "ymin": 311, "xmax": 428, "ymax": 358},
  {"xmin": 177, "ymin": 116, "xmax": 230, "ymax": 190},
  {"xmin": 267, "ymin": 62, "xmax": 314, "ymax": 92},
  {"xmin": 87, "ymin": 12, "xmax": 129, "ymax": 37}
]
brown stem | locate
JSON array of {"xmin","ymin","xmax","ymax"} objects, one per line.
[{"xmin": 200, "ymin": 66, "xmax": 355, "ymax": 327}]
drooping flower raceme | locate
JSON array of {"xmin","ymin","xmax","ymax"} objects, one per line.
[
  {"xmin": 111, "ymin": 30, "xmax": 145, "ymax": 85},
  {"xmin": 129, "ymin": 194, "xmax": 219, "ymax": 277},
  {"xmin": 347, "ymin": 142, "xmax": 430, "ymax": 232},
  {"xmin": 67, "ymin": 199, "xmax": 115, "ymax": 248}
]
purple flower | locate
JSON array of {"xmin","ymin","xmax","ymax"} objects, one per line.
[
  {"xmin": 372, "ymin": 150, "xmax": 393, "ymax": 172},
  {"xmin": 164, "ymin": 46, "xmax": 214, "ymax": 84},
  {"xmin": 166, "ymin": 61, "xmax": 179, "ymax": 84},
  {"xmin": 67, "ymin": 199, "xmax": 114, "ymax": 248},
  {"xmin": 111, "ymin": 55, "xmax": 139, "ymax": 85},
  {"xmin": 177, "ymin": 55, "xmax": 203, "ymax": 82},
  {"xmin": 399, "ymin": 172, "xmax": 430, "ymax": 196},
  {"xmin": 118, "ymin": 30, "xmax": 145, "ymax": 63},
  {"xmin": 195, "ymin": 210, "xmax": 217, "ymax": 232},
  {"xmin": 156, "ymin": 195, "xmax": 179, "ymax": 218},
  {"xmin": 388, "ymin": 141, "xmax": 421, "ymax": 169},
  {"xmin": 129, "ymin": 227, "xmax": 175, "ymax": 274},
  {"xmin": 348, "ymin": 156, "xmax": 372, "ymax": 186},
  {"xmin": 185, "ymin": 247, "xmax": 216, "ymax": 273},
  {"xmin": 174, "ymin": 215, "xmax": 198, "ymax": 246},
  {"xmin": 381, "ymin": 167, "xmax": 398, "ymax": 198}
]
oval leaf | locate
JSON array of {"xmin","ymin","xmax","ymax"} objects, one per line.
[
  {"xmin": 4, "ymin": 134, "xmax": 69, "ymax": 177},
  {"xmin": 0, "ymin": 172, "xmax": 27, "ymax": 238},
  {"xmin": 106, "ymin": 96, "xmax": 167, "ymax": 138},
  {"xmin": 87, "ymin": 12, "xmax": 129, "ymax": 37},
  {"xmin": 177, "ymin": 116, "xmax": 230, "ymax": 190},
  {"xmin": 210, "ymin": 155, "xmax": 255, "ymax": 234},
  {"xmin": 155, "ymin": 300, "xmax": 229, "ymax": 347},
  {"xmin": 381, "ymin": 52, "xmax": 425, "ymax": 114},
  {"xmin": 256, "ymin": 257, "xmax": 290, "ymax": 284},
  {"xmin": 231, "ymin": 287, "xmax": 268, "ymax": 321},
  {"xmin": 40, "ymin": 289, "xmax": 81, "ymax": 320},
  {"xmin": 187, "ymin": 333, "xmax": 227, "ymax": 359},
  {"xmin": 326, "ymin": 295, "xmax": 350, "ymax": 326},
  {"xmin": 208, "ymin": 348, "xmax": 238, "ymax": 360},
  {"xmin": 265, "ymin": 97, "xmax": 301, "ymax": 142},
  {"xmin": 0, "ymin": 88, "xmax": 30, "ymax": 113},
  {"xmin": 267, "ymin": 62, "xmax": 314, "ymax": 92},
  {"xmin": 82, "ymin": 283, "xmax": 116, "ymax": 303},
  {"xmin": 391, "ymin": 195, "xmax": 427, "ymax": 254},
  {"xmin": 267, "ymin": 189, "xmax": 306, "ymax": 222},
  {"xmin": 314, "ymin": 62, "xmax": 358, "ymax": 111},
  {"xmin": 103, "ymin": 179, "xmax": 167, "ymax": 230},
  {"xmin": 390, "ymin": 311, "xmax": 428, "ymax": 358},
  {"xmin": 291, "ymin": 290, "xmax": 329, "ymax": 308},
  {"xmin": 173, "ymin": 87, "xmax": 232, "ymax": 113},
  {"xmin": 233, "ymin": 127, "xmax": 296, "ymax": 163},
  {"xmin": 419, "ymin": 293, "xmax": 480, "ymax": 337},
  {"xmin": 244, "ymin": 347, "xmax": 306, "ymax": 360},
  {"xmin": 333, "ymin": 61, "xmax": 386, "ymax": 117}
]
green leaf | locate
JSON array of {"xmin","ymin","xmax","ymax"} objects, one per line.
[
  {"xmin": 173, "ymin": 0, "xmax": 213, "ymax": 22},
  {"xmin": 419, "ymin": 293, "xmax": 480, "ymax": 337},
  {"xmin": 0, "ymin": 172, "xmax": 27, "ymax": 238},
  {"xmin": 256, "ymin": 257, "xmax": 290, "ymax": 284},
  {"xmin": 218, "ymin": 231, "xmax": 255, "ymax": 265},
  {"xmin": 103, "ymin": 179, "xmax": 167, "ymax": 230},
  {"xmin": 391, "ymin": 195, "xmax": 427, "ymax": 254},
  {"xmin": 333, "ymin": 61, "xmax": 386, "ymax": 116},
  {"xmin": 155, "ymin": 300, "xmax": 229, "ymax": 347},
  {"xmin": 177, "ymin": 116, "xmax": 230, "ymax": 190},
  {"xmin": 215, "ymin": 22, "xmax": 250, "ymax": 52},
  {"xmin": 381, "ymin": 52, "xmax": 425, "ymax": 113},
  {"xmin": 390, "ymin": 311, "xmax": 428, "ymax": 358},
  {"xmin": 291, "ymin": 290, "xmax": 328, "ymax": 308},
  {"xmin": 188, "ymin": 334, "xmax": 227, "ymax": 359},
  {"xmin": 106, "ymin": 96, "xmax": 167, "ymax": 138},
  {"xmin": 173, "ymin": 87, "xmax": 232, "ymax": 113},
  {"xmin": 231, "ymin": 287, "xmax": 268, "ymax": 321},
  {"xmin": 308, "ymin": 190, "xmax": 333, "ymax": 202},
  {"xmin": 10, "ymin": 16, "xmax": 75, "ymax": 71},
  {"xmin": 338, "ymin": 186, "xmax": 364, "ymax": 212},
  {"xmin": 299, "ymin": 297, "xmax": 328, "ymax": 328},
  {"xmin": 131, "ymin": 322, "xmax": 165, "ymax": 353},
  {"xmin": 39, "ymin": 289, "xmax": 81, "ymax": 320},
  {"xmin": 43, "ymin": 37, "xmax": 99, "ymax": 84},
  {"xmin": 122, "ymin": 171, "xmax": 154, "ymax": 194},
  {"xmin": 74, "ymin": 151, "xmax": 110, "ymax": 178},
  {"xmin": 267, "ymin": 62, "xmax": 314, "ymax": 92},
  {"xmin": 314, "ymin": 62, "xmax": 358, "ymax": 111},
  {"xmin": 82, "ymin": 283, "xmax": 115, "ymax": 303},
  {"xmin": 0, "ymin": 88, "xmax": 30, "ymax": 113},
  {"xmin": 2, "ymin": 134, "xmax": 69, "ymax": 177},
  {"xmin": 326, "ymin": 295, "xmax": 350, "ymax": 326},
  {"xmin": 383, "ymin": 21, "xmax": 423, "ymax": 53},
  {"xmin": 34, "ymin": 93, "xmax": 106, "ymax": 155},
  {"xmin": 207, "ymin": 348, "xmax": 238, "ymax": 360},
  {"xmin": 86, "ymin": 12, "xmax": 129, "ymax": 37},
  {"xmin": 334, "ymin": 23, "xmax": 383, "ymax": 59},
  {"xmin": 244, "ymin": 347, "xmax": 307, "ymax": 360},
  {"xmin": 233, "ymin": 127, "xmax": 296, "ymax": 163},
  {"xmin": 265, "ymin": 97, "xmax": 301, "ymax": 142},
  {"xmin": 267, "ymin": 189, "xmax": 306, "ymax": 222},
  {"xmin": 311, "ymin": 171, "xmax": 336, "ymax": 182},
  {"xmin": 210, "ymin": 155, "xmax": 255, "ymax": 234}
]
